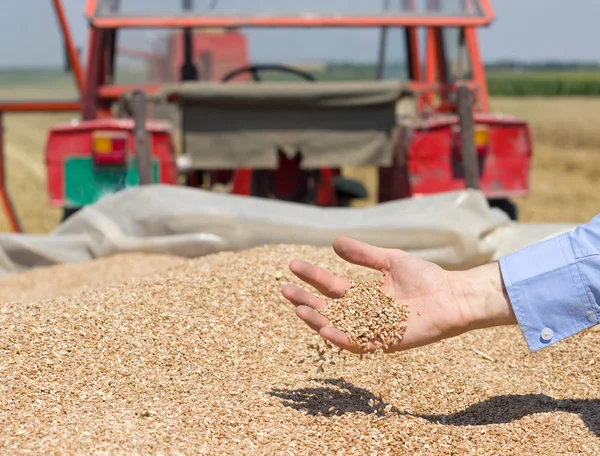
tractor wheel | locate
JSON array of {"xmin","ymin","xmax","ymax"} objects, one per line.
[
  {"xmin": 488, "ymin": 198, "xmax": 518, "ymax": 221},
  {"xmin": 333, "ymin": 176, "xmax": 368, "ymax": 207},
  {"xmin": 61, "ymin": 207, "xmax": 80, "ymax": 222}
]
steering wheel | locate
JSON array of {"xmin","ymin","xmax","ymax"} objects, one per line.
[{"xmin": 221, "ymin": 64, "xmax": 316, "ymax": 83}]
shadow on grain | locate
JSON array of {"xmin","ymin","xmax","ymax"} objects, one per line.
[{"xmin": 269, "ymin": 378, "xmax": 600, "ymax": 437}]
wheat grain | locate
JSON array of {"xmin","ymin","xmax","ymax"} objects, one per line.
[
  {"xmin": 0, "ymin": 245, "xmax": 598, "ymax": 454},
  {"xmin": 317, "ymin": 279, "xmax": 409, "ymax": 350}
]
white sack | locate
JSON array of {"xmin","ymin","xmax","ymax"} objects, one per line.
[{"xmin": 0, "ymin": 185, "xmax": 579, "ymax": 277}]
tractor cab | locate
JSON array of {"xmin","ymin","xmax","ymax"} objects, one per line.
[{"xmin": 45, "ymin": 0, "xmax": 531, "ymax": 221}]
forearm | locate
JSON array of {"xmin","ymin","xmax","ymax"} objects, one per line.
[
  {"xmin": 452, "ymin": 217, "xmax": 600, "ymax": 352},
  {"xmin": 450, "ymin": 261, "xmax": 517, "ymax": 332}
]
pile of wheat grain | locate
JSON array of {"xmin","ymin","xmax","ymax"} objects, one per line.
[
  {"xmin": 0, "ymin": 252, "xmax": 187, "ymax": 305},
  {"xmin": 1, "ymin": 244, "xmax": 599, "ymax": 455},
  {"xmin": 318, "ymin": 279, "xmax": 409, "ymax": 350}
]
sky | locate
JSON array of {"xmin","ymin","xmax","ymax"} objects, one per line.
[{"xmin": 0, "ymin": 0, "xmax": 597, "ymax": 67}]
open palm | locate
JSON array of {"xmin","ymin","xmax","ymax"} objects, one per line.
[{"xmin": 281, "ymin": 236, "xmax": 476, "ymax": 353}]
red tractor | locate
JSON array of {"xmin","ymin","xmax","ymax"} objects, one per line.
[{"xmin": 2, "ymin": 0, "xmax": 532, "ymax": 229}]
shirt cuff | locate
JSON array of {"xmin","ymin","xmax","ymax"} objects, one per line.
[{"xmin": 499, "ymin": 233, "xmax": 598, "ymax": 352}]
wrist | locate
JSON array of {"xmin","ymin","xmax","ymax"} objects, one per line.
[{"xmin": 450, "ymin": 261, "xmax": 517, "ymax": 331}]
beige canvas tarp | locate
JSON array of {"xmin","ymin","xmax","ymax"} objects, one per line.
[
  {"xmin": 119, "ymin": 80, "xmax": 410, "ymax": 169},
  {"xmin": 0, "ymin": 185, "xmax": 577, "ymax": 278}
]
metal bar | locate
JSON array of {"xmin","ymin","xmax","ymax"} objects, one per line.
[
  {"xmin": 52, "ymin": 0, "xmax": 86, "ymax": 97},
  {"xmin": 0, "ymin": 113, "xmax": 21, "ymax": 232},
  {"xmin": 91, "ymin": 15, "xmax": 494, "ymax": 29},
  {"xmin": 98, "ymin": 84, "xmax": 160, "ymax": 99},
  {"xmin": 424, "ymin": 28, "xmax": 437, "ymax": 106},
  {"xmin": 478, "ymin": 0, "xmax": 496, "ymax": 23},
  {"xmin": 434, "ymin": 28, "xmax": 448, "ymax": 83},
  {"xmin": 181, "ymin": 0, "xmax": 198, "ymax": 81},
  {"xmin": 464, "ymin": 26, "xmax": 488, "ymax": 111},
  {"xmin": 131, "ymin": 89, "xmax": 153, "ymax": 186},
  {"xmin": 457, "ymin": 84, "xmax": 479, "ymax": 190},
  {"xmin": 376, "ymin": 27, "xmax": 388, "ymax": 79},
  {"xmin": 85, "ymin": 0, "xmax": 99, "ymax": 18},
  {"xmin": 82, "ymin": 28, "xmax": 103, "ymax": 120},
  {"xmin": 96, "ymin": 81, "xmax": 482, "ymax": 103},
  {"xmin": 376, "ymin": 0, "xmax": 391, "ymax": 80},
  {"xmin": 0, "ymin": 101, "xmax": 80, "ymax": 112}
]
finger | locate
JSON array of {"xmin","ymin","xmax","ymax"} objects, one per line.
[
  {"xmin": 332, "ymin": 236, "xmax": 398, "ymax": 272},
  {"xmin": 281, "ymin": 284, "xmax": 326, "ymax": 309},
  {"xmin": 320, "ymin": 326, "xmax": 391, "ymax": 354},
  {"xmin": 319, "ymin": 326, "xmax": 367, "ymax": 354},
  {"xmin": 295, "ymin": 305, "xmax": 329, "ymax": 333},
  {"xmin": 289, "ymin": 259, "xmax": 351, "ymax": 298}
]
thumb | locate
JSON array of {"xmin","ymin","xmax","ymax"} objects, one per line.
[{"xmin": 332, "ymin": 236, "xmax": 395, "ymax": 272}]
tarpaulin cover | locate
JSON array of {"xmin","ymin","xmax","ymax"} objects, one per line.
[
  {"xmin": 0, "ymin": 185, "xmax": 577, "ymax": 277},
  {"xmin": 118, "ymin": 80, "xmax": 410, "ymax": 169}
]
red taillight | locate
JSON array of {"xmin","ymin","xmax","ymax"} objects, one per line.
[
  {"xmin": 92, "ymin": 131, "xmax": 128, "ymax": 166},
  {"xmin": 451, "ymin": 124, "xmax": 489, "ymax": 179},
  {"xmin": 451, "ymin": 124, "xmax": 489, "ymax": 159}
]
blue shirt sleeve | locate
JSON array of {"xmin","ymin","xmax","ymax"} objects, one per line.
[{"xmin": 499, "ymin": 215, "xmax": 600, "ymax": 352}]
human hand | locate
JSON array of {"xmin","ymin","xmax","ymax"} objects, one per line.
[{"xmin": 281, "ymin": 236, "xmax": 516, "ymax": 354}]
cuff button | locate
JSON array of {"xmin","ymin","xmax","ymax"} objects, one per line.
[{"xmin": 541, "ymin": 328, "xmax": 554, "ymax": 341}]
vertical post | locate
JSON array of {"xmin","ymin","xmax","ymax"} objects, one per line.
[
  {"xmin": 463, "ymin": 27, "xmax": 489, "ymax": 112},
  {"xmin": 376, "ymin": 28, "xmax": 388, "ymax": 79},
  {"xmin": 0, "ymin": 113, "xmax": 22, "ymax": 232},
  {"xmin": 131, "ymin": 90, "xmax": 153, "ymax": 186},
  {"xmin": 180, "ymin": 0, "xmax": 198, "ymax": 81},
  {"xmin": 376, "ymin": 0, "xmax": 391, "ymax": 80},
  {"xmin": 457, "ymin": 84, "xmax": 479, "ymax": 189}
]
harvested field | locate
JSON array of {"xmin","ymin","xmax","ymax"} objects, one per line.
[
  {"xmin": 1, "ymin": 244, "xmax": 599, "ymax": 454},
  {"xmin": 490, "ymin": 97, "xmax": 600, "ymax": 223},
  {"xmin": 0, "ymin": 84, "xmax": 76, "ymax": 233},
  {"xmin": 0, "ymin": 111, "xmax": 70, "ymax": 233}
]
